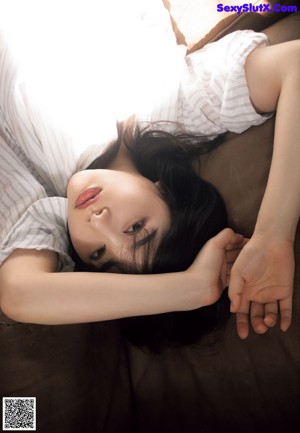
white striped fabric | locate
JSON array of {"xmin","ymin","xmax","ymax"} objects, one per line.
[{"xmin": 139, "ymin": 30, "xmax": 272, "ymax": 136}]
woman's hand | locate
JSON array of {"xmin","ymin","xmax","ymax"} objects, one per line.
[
  {"xmin": 228, "ymin": 235, "xmax": 294, "ymax": 336},
  {"xmin": 187, "ymin": 228, "xmax": 246, "ymax": 308}
]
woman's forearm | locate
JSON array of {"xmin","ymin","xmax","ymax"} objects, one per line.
[
  {"xmin": 0, "ymin": 250, "xmax": 192, "ymax": 324},
  {"xmin": 254, "ymin": 68, "xmax": 300, "ymax": 241},
  {"xmin": 16, "ymin": 272, "xmax": 194, "ymax": 324},
  {"xmin": 0, "ymin": 229, "xmax": 243, "ymax": 325}
]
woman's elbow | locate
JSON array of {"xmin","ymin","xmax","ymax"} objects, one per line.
[
  {"xmin": 0, "ymin": 274, "xmax": 30, "ymax": 322},
  {"xmin": 0, "ymin": 250, "xmax": 57, "ymax": 322}
]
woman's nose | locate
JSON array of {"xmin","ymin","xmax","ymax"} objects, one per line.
[{"xmin": 89, "ymin": 208, "xmax": 109, "ymax": 228}]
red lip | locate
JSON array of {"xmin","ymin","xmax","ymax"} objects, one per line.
[{"xmin": 75, "ymin": 187, "xmax": 101, "ymax": 209}]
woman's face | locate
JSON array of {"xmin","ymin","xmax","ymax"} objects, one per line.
[{"xmin": 67, "ymin": 169, "xmax": 171, "ymax": 269}]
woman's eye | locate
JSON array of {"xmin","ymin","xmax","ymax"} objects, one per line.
[
  {"xmin": 126, "ymin": 221, "xmax": 145, "ymax": 234},
  {"xmin": 90, "ymin": 246, "xmax": 106, "ymax": 261}
]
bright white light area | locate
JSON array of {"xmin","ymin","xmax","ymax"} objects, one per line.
[{"xmin": 0, "ymin": 0, "xmax": 185, "ymax": 149}]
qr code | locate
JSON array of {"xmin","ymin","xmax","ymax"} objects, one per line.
[{"xmin": 2, "ymin": 397, "xmax": 36, "ymax": 431}]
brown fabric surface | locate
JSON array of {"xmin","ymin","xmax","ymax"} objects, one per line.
[{"xmin": 0, "ymin": 320, "xmax": 133, "ymax": 433}]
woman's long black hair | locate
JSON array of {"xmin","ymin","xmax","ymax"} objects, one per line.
[{"xmin": 71, "ymin": 122, "xmax": 230, "ymax": 352}]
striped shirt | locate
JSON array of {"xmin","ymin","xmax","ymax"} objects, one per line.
[
  {"xmin": 139, "ymin": 30, "xmax": 271, "ymax": 134},
  {"xmin": 0, "ymin": 30, "xmax": 271, "ymax": 272}
]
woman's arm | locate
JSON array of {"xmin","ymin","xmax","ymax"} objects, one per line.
[
  {"xmin": 229, "ymin": 40, "xmax": 300, "ymax": 338},
  {"xmin": 0, "ymin": 229, "xmax": 244, "ymax": 324},
  {"xmin": 245, "ymin": 40, "xmax": 300, "ymax": 241}
]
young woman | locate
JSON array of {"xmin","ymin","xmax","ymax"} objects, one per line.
[{"xmin": 0, "ymin": 29, "xmax": 299, "ymax": 349}]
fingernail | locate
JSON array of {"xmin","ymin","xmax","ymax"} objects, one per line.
[{"xmin": 265, "ymin": 321, "xmax": 275, "ymax": 328}]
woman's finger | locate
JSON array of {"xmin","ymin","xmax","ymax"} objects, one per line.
[
  {"xmin": 213, "ymin": 228, "xmax": 244, "ymax": 249},
  {"xmin": 225, "ymin": 238, "xmax": 249, "ymax": 251},
  {"xmin": 279, "ymin": 296, "xmax": 293, "ymax": 332},
  {"xmin": 263, "ymin": 301, "xmax": 278, "ymax": 328},
  {"xmin": 250, "ymin": 302, "xmax": 268, "ymax": 334},
  {"xmin": 225, "ymin": 249, "xmax": 242, "ymax": 264},
  {"xmin": 235, "ymin": 297, "xmax": 251, "ymax": 339}
]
